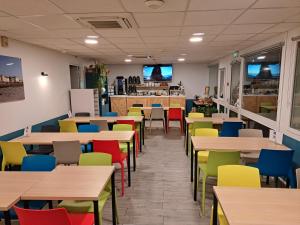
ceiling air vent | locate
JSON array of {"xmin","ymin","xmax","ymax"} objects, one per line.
[
  {"xmin": 133, "ymin": 55, "xmax": 152, "ymax": 59},
  {"xmin": 76, "ymin": 16, "xmax": 133, "ymax": 29}
]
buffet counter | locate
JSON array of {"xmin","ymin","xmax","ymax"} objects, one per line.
[{"xmin": 110, "ymin": 95, "xmax": 186, "ymax": 116}]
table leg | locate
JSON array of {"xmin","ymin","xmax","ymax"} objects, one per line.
[
  {"xmin": 139, "ymin": 122, "xmax": 142, "ymax": 152},
  {"xmin": 93, "ymin": 200, "xmax": 100, "ymax": 225},
  {"xmin": 142, "ymin": 119, "xmax": 145, "ymax": 145},
  {"xmin": 194, "ymin": 150, "xmax": 198, "ymax": 201},
  {"xmin": 186, "ymin": 123, "xmax": 189, "ymax": 156},
  {"xmin": 164, "ymin": 110, "xmax": 168, "ymax": 132},
  {"xmin": 190, "ymin": 142, "xmax": 194, "ymax": 182},
  {"xmin": 111, "ymin": 172, "xmax": 117, "ymax": 225},
  {"xmin": 4, "ymin": 211, "xmax": 11, "ymax": 225},
  {"xmin": 23, "ymin": 200, "xmax": 29, "ymax": 209},
  {"xmin": 212, "ymin": 192, "xmax": 218, "ymax": 225},
  {"xmin": 127, "ymin": 142, "xmax": 131, "ymax": 187},
  {"xmin": 133, "ymin": 135, "xmax": 136, "ymax": 172},
  {"xmin": 48, "ymin": 200, "xmax": 53, "ymax": 209}
]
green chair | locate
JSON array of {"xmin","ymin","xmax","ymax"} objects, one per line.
[
  {"xmin": 113, "ymin": 124, "xmax": 134, "ymax": 153},
  {"xmin": 198, "ymin": 151, "xmax": 240, "ymax": 215},
  {"xmin": 58, "ymin": 153, "xmax": 119, "ymax": 225},
  {"xmin": 127, "ymin": 111, "xmax": 141, "ymax": 116},
  {"xmin": 0, "ymin": 142, "xmax": 27, "ymax": 171}
]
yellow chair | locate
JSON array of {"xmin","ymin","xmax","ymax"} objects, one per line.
[
  {"xmin": 195, "ymin": 128, "xmax": 218, "ymax": 163},
  {"xmin": 0, "ymin": 142, "xmax": 27, "ymax": 171},
  {"xmin": 127, "ymin": 111, "xmax": 141, "ymax": 116},
  {"xmin": 58, "ymin": 120, "xmax": 78, "ymax": 132},
  {"xmin": 188, "ymin": 112, "xmax": 205, "ymax": 134},
  {"xmin": 210, "ymin": 165, "xmax": 261, "ymax": 225},
  {"xmin": 128, "ymin": 107, "xmax": 142, "ymax": 114},
  {"xmin": 112, "ymin": 124, "xmax": 134, "ymax": 153}
]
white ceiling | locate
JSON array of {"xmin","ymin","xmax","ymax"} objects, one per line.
[{"xmin": 0, "ymin": 0, "xmax": 300, "ymax": 64}]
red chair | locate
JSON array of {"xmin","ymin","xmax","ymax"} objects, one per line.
[
  {"xmin": 168, "ymin": 108, "xmax": 183, "ymax": 133},
  {"xmin": 93, "ymin": 140, "xmax": 127, "ymax": 196},
  {"xmin": 116, "ymin": 120, "xmax": 140, "ymax": 156},
  {"xmin": 14, "ymin": 206, "xmax": 94, "ymax": 225}
]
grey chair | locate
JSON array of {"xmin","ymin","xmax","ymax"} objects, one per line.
[
  {"xmin": 75, "ymin": 112, "xmax": 90, "ymax": 117},
  {"xmin": 211, "ymin": 113, "xmax": 228, "ymax": 119},
  {"xmin": 239, "ymin": 129, "xmax": 263, "ymax": 164},
  {"xmin": 296, "ymin": 168, "xmax": 300, "ymax": 189},
  {"xmin": 53, "ymin": 141, "xmax": 82, "ymax": 165},
  {"xmin": 90, "ymin": 120, "xmax": 108, "ymax": 131},
  {"xmin": 149, "ymin": 107, "xmax": 165, "ymax": 133}
]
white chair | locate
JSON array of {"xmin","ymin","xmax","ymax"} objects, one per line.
[
  {"xmin": 211, "ymin": 113, "xmax": 227, "ymax": 119},
  {"xmin": 149, "ymin": 107, "xmax": 165, "ymax": 133}
]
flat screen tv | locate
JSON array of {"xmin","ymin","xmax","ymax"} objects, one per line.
[
  {"xmin": 247, "ymin": 63, "xmax": 280, "ymax": 79},
  {"xmin": 143, "ymin": 64, "xmax": 173, "ymax": 82}
]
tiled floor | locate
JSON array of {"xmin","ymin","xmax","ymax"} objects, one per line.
[{"xmin": 102, "ymin": 121, "xmax": 212, "ymax": 225}]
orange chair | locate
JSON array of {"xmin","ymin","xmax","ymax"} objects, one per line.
[
  {"xmin": 167, "ymin": 108, "xmax": 183, "ymax": 133},
  {"xmin": 93, "ymin": 140, "xmax": 127, "ymax": 196}
]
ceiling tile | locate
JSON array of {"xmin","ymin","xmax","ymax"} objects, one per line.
[
  {"xmin": 0, "ymin": 17, "xmax": 38, "ymax": 30},
  {"xmin": 184, "ymin": 10, "xmax": 243, "ymax": 26},
  {"xmin": 215, "ymin": 33, "xmax": 254, "ymax": 42},
  {"xmin": 138, "ymin": 27, "xmax": 181, "ymax": 37},
  {"xmin": 0, "ymin": 0, "xmax": 63, "ymax": 16},
  {"xmin": 71, "ymin": 38, "xmax": 111, "ymax": 46},
  {"xmin": 6, "ymin": 27, "xmax": 54, "ymax": 38},
  {"xmin": 209, "ymin": 40, "xmax": 241, "ymax": 47},
  {"xmin": 234, "ymin": 8, "xmax": 300, "ymax": 24},
  {"xmin": 121, "ymin": 0, "xmax": 188, "ymax": 12},
  {"xmin": 223, "ymin": 24, "xmax": 274, "ymax": 34},
  {"xmin": 252, "ymin": 0, "xmax": 300, "ymax": 8},
  {"xmin": 263, "ymin": 23, "xmax": 300, "ymax": 33},
  {"xmin": 22, "ymin": 15, "xmax": 81, "ymax": 29},
  {"xmin": 0, "ymin": 11, "xmax": 10, "ymax": 17},
  {"xmin": 142, "ymin": 36, "xmax": 178, "ymax": 43},
  {"xmin": 286, "ymin": 13, "xmax": 300, "ymax": 22},
  {"xmin": 50, "ymin": 29, "xmax": 98, "ymax": 38},
  {"xmin": 49, "ymin": 0, "xmax": 124, "ymax": 13},
  {"xmin": 96, "ymin": 29, "xmax": 139, "ymax": 38},
  {"xmin": 109, "ymin": 37, "xmax": 143, "ymax": 44},
  {"xmin": 249, "ymin": 33, "xmax": 278, "ymax": 41},
  {"xmin": 134, "ymin": 12, "xmax": 185, "ymax": 27},
  {"xmin": 189, "ymin": 0, "xmax": 255, "ymax": 10},
  {"xmin": 181, "ymin": 25, "xmax": 226, "ymax": 36}
]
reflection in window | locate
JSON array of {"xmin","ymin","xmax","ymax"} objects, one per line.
[
  {"xmin": 291, "ymin": 42, "xmax": 300, "ymax": 130},
  {"xmin": 208, "ymin": 65, "xmax": 218, "ymax": 98},
  {"xmin": 242, "ymin": 46, "xmax": 282, "ymax": 121},
  {"xmin": 230, "ymin": 62, "xmax": 241, "ymax": 106}
]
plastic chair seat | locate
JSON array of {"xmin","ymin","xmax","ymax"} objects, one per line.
[
  {"xmin": 119, "ymin": 142, "xmax": 133, "ymax": 153},
  {"xmin": 198, "ymin": 151, "xmax": 209, "ymax": 163}
]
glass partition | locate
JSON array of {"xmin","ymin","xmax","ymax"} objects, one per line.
[
  {"xmin": 219, "ymin": 68, "xmax": 226, "ymax": 99},
  {"xmin": 291, "ymin": 42, "xmax": 300, "ymax": 130},
  {"xmin": 208, "ymin": 65, "xmax": 218, "ymax": 97},
  {"xmin": 230, "ymin": 62, "xmax": 241, "ymax": 106}
]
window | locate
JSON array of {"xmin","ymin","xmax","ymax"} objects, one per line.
[
  {"xmin": 290, "ymin": 42, "xmax": 300, "ymax": 130},
  {"xmin": 219, "ymin": 68, "xmax": 225, "ymax": 99},
  {"xmin": 230, "ymin": 62, "xmax": 241, "ymax": 106},
  {"xmin": 208, "ymin": 65, "xmax": 218, "ymax": 97},
  {"xmin": 242, "ymin": 46, "xmax": 282, "ymax": 121}
]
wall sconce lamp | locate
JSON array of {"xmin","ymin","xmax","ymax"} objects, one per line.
[{"xmin": 41, "ymin": 72, "xmax": 48, "ymax": 76}]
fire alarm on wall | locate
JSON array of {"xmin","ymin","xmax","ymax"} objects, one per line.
[{"xmin": 1, "ymin": 36, "xmax": 8, "ymax": 47}]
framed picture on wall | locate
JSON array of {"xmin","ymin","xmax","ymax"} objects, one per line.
[{"xmin": 0, "ymin": 55, "xmax": 25, "ymax": 103}]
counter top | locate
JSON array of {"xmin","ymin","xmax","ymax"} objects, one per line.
[{"xmin": 110, "ymin": 95, "xmax": 185, "ymax": 98}]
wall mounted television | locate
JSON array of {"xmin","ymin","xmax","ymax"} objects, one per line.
[
  {"xmin": 247, "ymin": 62, "xmax": 280, "ymax": 79},
  {"xmin": 143, "ymin": 64, "xmax": 173, "ymax": 82}
]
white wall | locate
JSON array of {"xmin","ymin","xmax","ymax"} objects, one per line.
[
  {"xmin": 0, "ymin": 39, "xmax": 89, "ymax": 136},
  {"xmin": 107, "ymin": 63, "xmax": 209, "ymax": 99}
]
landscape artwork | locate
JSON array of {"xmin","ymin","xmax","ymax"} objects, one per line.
[{"xmin": 0, "ymin": 55, "xmax": 25, "ymax": 103}]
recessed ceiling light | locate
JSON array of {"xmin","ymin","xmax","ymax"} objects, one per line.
[
  {"xmin": 257, "ymin": 55, "xmax": 266, "ymax": 60},
  {"xmin": 124, "ymin": 58, "xmax": 132, "ymax": 63},
  {"xmin": 87, "ymin": 35, "xmax": 99, "ymax": 39},
  {"xmin": 189, "ymin": 36, "xmax": 203, "ymax": 43},
  {"xmin": 192, "ymin": 32, "xmax": 205, "ymax": 36},
  {"xmin": 177, "ymin": 58, "xmax": 185, "ymax": 62},
  {"xmin": 127, "ymin": 54, "xmax": 133, "ymax": 57},
  {"xmin": 144, "ymin": 0, "xmax": 165, "ymax": 9},
  {"xmin": 84, "ymin": 39, "xmax": 98, "ymax": 45},
  {"xmin": 181, "ymin": 53, "xmax": 187, "ymax": 56}
]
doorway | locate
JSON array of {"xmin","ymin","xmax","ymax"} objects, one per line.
[{"xmin": 69, "ymin": 65, "xmax": 81, "ymax": 89}]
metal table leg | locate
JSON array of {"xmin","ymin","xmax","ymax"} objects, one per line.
[
  {"xmin": 93, "ymin": 200, "xmax": 100, "ymax": 225},
  {"xmin": 133, "ymin": 135, "xmax": 136, "ymax": 171},
  {"xmin": 186, "ymin": 123, "xmax": 189, "ymax": 156},
  {"xmin": 4, "ymin": 211, "xmax": 11, "ymax": 225},
  {"xmin": 127, "ymin": 142, "xmax": 131, "ymax": 187},
  {"xmin": 194, "ymin": 150, "xmax": 198, "ymax": 201},
  {"xmin": 190, "ymin": 142, "xmax": 194, "ymax": 182},
  {"xmin": 111, "ymin": 172, "xmax": 117, "ymax": 225},
  {"xmin": 139, "ymin": 122, "xmax": 142, "ymax": 152},
  {"xmin": 212, "ymin": 192, "xmax": 218, "ymax": 225}
]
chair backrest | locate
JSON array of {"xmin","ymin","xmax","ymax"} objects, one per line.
[
  {"xmin": 212, "ymin": 113, "xmax": 227, "ymax": 119},
  {"xmin": 170, "ymin": 103, "xmax": 181, "ymax": 107},
  {"xmin": 53, "ymin": 141, "xmax": 81, "ymax": 164},
  {"xmin": 188, "ymin": 112, "xmax": 204, "ymax": 118},
  {"xmin": 169, "ymin": 108, "xmax": 182, "ymax": 119},
  {"xmin": 103, "ymin": 112, "xmax": 118, "ymax": 117},
  {"xmin": 256, "ymin": 149, "xmax": 294, "ymax": 177},
  {"xmin": 58, "ymin": 120, "xmax": 78, "ymax": 132},
  {"xmin": 191, "ymin": 121, "xmax": 213, "ymax": 136},
  {"xmin": 127, "ymin": 111, "xmax": 142, "ymax": 116},
  {"xmin": 113, "ymin": 123, "xmax": 133, "ymax": 131},
  {"xmin": 22, "ymin": 155, "xmax": 56, "ymax": 171},
  {"xmin": 128, "ymin": 107, "xmax": 142, "ymax": 114},
  {"xmin": 41, "ymin": 125, "xmax": 59, "ymax": 132},
  {"xmin": 0, "ymin": 141, "xmax": 27, "ymax": 170},
  {"xmin": 218, "ymin": 165, "xmax": 261, "ymax": 187},
  {"xmin": 14, "ymin": 206, "xmax": 73, "ymax": 225},
  {"xmin": 195, "ymin": 128, "xmax": 218, "ymax": 137},
  {"xmin": 90, "ymin": 120, "xmax": 108, "ymax": 131},
  {"xmin": 220, "ymin": 122, "xmax": 243, "ymax": 137},
  {"xmin": 78, "ymin": 124, "xmax": 100, "ymax": 133},
  {"xmin": 132, "ymin": 103, "xmax": 143, "ymax": 107},
  {"xmin": 116, "ymin": 120, "xmax": 135, "ymax": 130},
  {"xmin": 152, "ymin": 103, "xmax": 162, "ymax": 107},
  {"xmin": 74, "ymin": 112, "xmax": 90, "ymax": 117},
  {"xmin": 79, "ymin": 153, "xmax": 112, "ymax": 166},
  {"xmin": 93, "ymin": 140, "xmax": 124, "ymax": 162},
  {"xmin": 296, "ymin": 168, "xmax": 300, "ymax": 189},
  {"xmin": 151, "ymin": 107, "xmax": 164, "ymax": 119},
  {"xmin": 206, "ymin": 151, "xmax": 240, "ymax": 177},
  {"xmin": 239, "ymin": 129, "xmax": 263, "ymax": 137}
]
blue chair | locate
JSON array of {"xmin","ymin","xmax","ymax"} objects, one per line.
[
  {"xmin": 22, "ymin": 155, "xmax": 56, "ymax": 171},
  {"xmin": 78, "ymin": 124, "xmax": 100, "ymax": 133},
  {"xmin": 0, "ymin": 155, "xmax": 57, "ymax": 220},
  {"xmin": 78, "ymin": 124, "xmax": 100, "ymax": 152},
  {"xmin": 152, "ymin": 103, "xmax": 162, "ymax": 107},
  {"xmin": 103, "ymin": 112, "xmax": 118, "ymax": 117},
  {"xmin": 220, "ymin": 122, "xmax": 243, "ymax": 137},
  {"xmin": 250, "ymin": 149, "xmax": 294, "ymax": 187}
]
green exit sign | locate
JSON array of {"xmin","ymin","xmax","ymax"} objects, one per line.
[{"xmin": 232, "ymin": 51, "xmax": 239, "ymax": 58}]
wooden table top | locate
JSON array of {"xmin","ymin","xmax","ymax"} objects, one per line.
[
  {"xmin": 22, "ymin": 166, "xmax": 114, "ymax": 201},
  {"xmin": 134, "ymin": 106, "xmax": 185, "ymax": 111},
  {"xmin": 0, "ymin": 172, "xmax": 49, "ymax": 210},
  {"xmin": 191, "ymin": 137, "xmax": 289, "ymax": 152},
  {"xmin": 185, "ymin": 117, "xmax": 244, "ymax": 124},
  {"xmin": 213, "ymin": 187, "xmax": 300, "ymax": 225},
  {"xmin": 64, "ymin": 116, "xmax": 144, "ymax": 123},
  {"xmin": 12, "ymin": 131, "xmax": 135, "ymax": 145}
]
